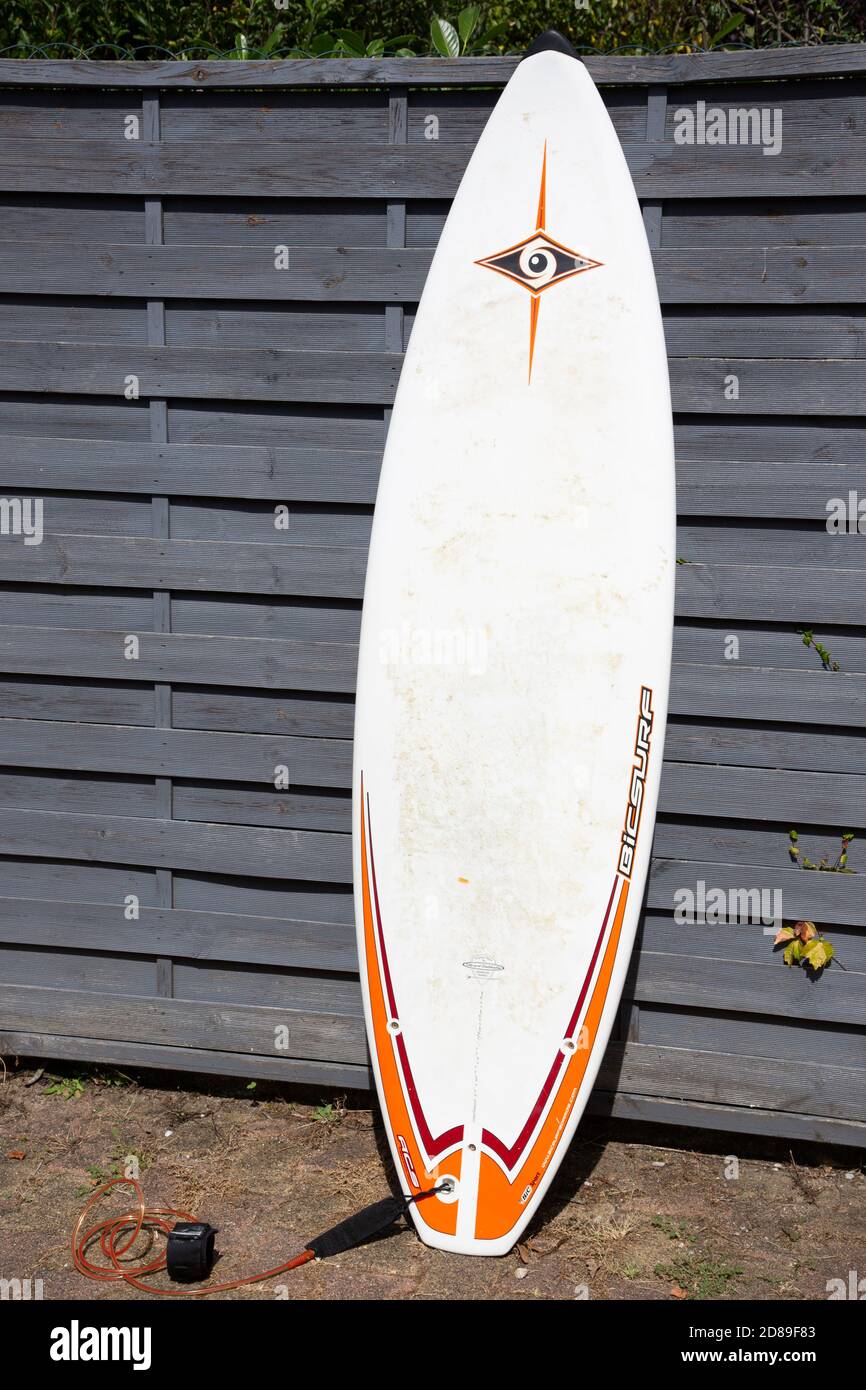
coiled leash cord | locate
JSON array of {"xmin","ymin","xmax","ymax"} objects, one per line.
[{"xmin": 72, "ymin": 1176, "xmax": 449, "ymax": 1296}]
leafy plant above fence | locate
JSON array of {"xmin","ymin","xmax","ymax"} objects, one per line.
[{"xmin": 2, "ymin": 0, "xmax": 866, "ymax": 59}]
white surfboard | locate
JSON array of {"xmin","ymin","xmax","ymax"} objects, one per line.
[{"xmin": 353, "ymin": 33, "xmax": 675, "ymax": 1256}]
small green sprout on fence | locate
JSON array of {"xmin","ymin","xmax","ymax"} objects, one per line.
[
  {"xmin": 774, "ymin": 830, "xmax": 853, "ymax": 975},
  {"xmin": 798, "ymin": 628, "xmax": 840, "ymax": 671},
  {"xmin": 788, "ymin": 828, "xmax": 853, "ymax": 873},
  {"xmin": 774, "ymin": 919, "xmax": 837, "ymax": 974}
]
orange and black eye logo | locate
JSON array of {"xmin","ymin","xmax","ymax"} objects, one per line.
[{"xmin": 475, "ymin": 142, "xmax": 602, "ymax": 382}]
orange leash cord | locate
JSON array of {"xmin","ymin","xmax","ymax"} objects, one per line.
[{"xmin": 72, "ymin": 1177, "xmax": 314, "ymax": 1297}]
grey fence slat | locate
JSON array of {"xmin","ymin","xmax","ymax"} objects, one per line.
[
  {"xmin": 0, "ymin": 981, "xmax": 366, "ymax": 1061},
  {"xmin": 675, "ymin": 421, "xmax": 866, "ymax": 464},
  {"xmin": 174, "ymin": 786, "xmax": 350, "ymax": 834},
  {"xmin": 669, "ymin": 358, "xmax": 866, "ymax": 414},
  {"xmin": 0, "ymin": 679, "xmax": 154, "ymax": 725},
  {"xmin": 0, "ymin": 717, "xmax": 351, "ymax": 784},
  {"xmin": 173, "ymin": 690, "xmax": 354, "ymax": 740},
  {"xmin": 0, "ymin": 535, "xmax": 367, "ymax": 598},
  {"xmin": 1, "ymin": 137, "xmax": 863, "ymax": 199},
  {"xmin": 680, "ymin": 525, "xmax": 864, "ymax": 570},
  {"xmin": 3, "ymin": 48, "xmax": 866, "ymax": 86},
  {"xmin": 630, "ymin": 951, "xmax": 866, "ymax": 1027},
  {"xmin": 640, "ymin": 909, "xmax": 866, "ymax": 971},
  {"xmin": 652, "ymin": 821, "xmax": 852, "ymax": 872},
  {"xmin": 655, "ymin": 246, "xmax": 866, "ymax": 303},
  {"xmin": 0, "ymin": 1028, "xmax": 369, "ymax": 1089},
  {"xmin": 633, "ymin": 1007, "xmax": 866, "ymax": 1071},
  {"xmin": 0, "ymin": 806, "xmax": 352, "ymax": 880},
  {"xmin": 7, "ymin": 341, "xmax": 866, "ymax": 412},
  {"xmin": 597, "ymin": 1041, "xmax": 866, "ymax": 1122},
  {"xmin": 2, "ymin": 627, "xmax": 862, "ymax": 725},
  {"xmin": 3, "ymin": 241, "xmax": 866, "ymax": 305},
  {"xmin": 665, "ymin": 721, "xmax": 866, "ymax": 775},
  {"xmin": 0, "ymin": 340, "xmax": 400, "ymax": 404},
  {"xmin": 2, "ymin": 545, "xmax": 864, "ymax": 621},
  {"xmin": 2, "ymin": 711, "xmax": 863, "ymax": 793},
  {"xmin": 0, "ymin": 436, "xmax": 381, "ymax": 503},
  {"xmin": 0, "ymin": 139, "xmax": 471, "ymax": 197},
  {"xmin": 648, "ymin": 858, "xmax": 865, "ymax": 924},
  {"xmin": 664, "ymin": 311, "xmax": 866, "ymax": 359},
  {"xmin": 673, "ymin": 623, "xmax": 866, "ymax": 671},
  {"xmin": 0, "ymin": 772, "xmax": 156, "ymax": 819},
  {"xmin": 0, "ymin": 437, "xmax": 862, "ymax": 516},
  {"xmin": 647, "ymin": 856, "xmax": 861, "ymax": 922},
  {"xmin": 675, "ymin": 563, "xmax": 866, "ymax": 624},
  {"xmin": 661, "ymin": 761, "xmax": 866, "ymax": 822},
  {"xmin": 677, "ymin": 461, "xmax": 866, "ymax": 518},
  {"xmin": 592, "ymin": 1090, "xmax": 866, "ymax": 1147},
  {"xmin": 0, "ymin": 625, "xmax": 358, "ymax": 692}
]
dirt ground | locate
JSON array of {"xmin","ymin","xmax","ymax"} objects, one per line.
[{"xmin": 0, "ymin": 1057, "xmax": 863, "ymax": 1301}]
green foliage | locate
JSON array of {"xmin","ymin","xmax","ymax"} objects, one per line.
[
  {"xmin": 44, "ymin": 1072, "xmax": 86, "ymax": 1099},
  {"xmin": 654, "ymin": 1252, "xmax": 743, "ymax": 1299},
  {"xmin": 2, "ymin": 0, "xmax": 865, "ymax": 58},
  {"xmin": 798, "ymin": 628, "xmax": 840, "ymax": 671},
  {"xmin": 788, "ymin": 827, "xmax": 853, "ymax": 873}
]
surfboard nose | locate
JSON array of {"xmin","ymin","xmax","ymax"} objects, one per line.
[{"xmin": 523, "ymin": 30, "xmax": 581, "ymax": 61}]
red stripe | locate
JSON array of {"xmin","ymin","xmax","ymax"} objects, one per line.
[
  {"xmin": 481, "ymin": 876, "xmax": 619, "ymax": 1170},
  {"xmin": 366, "ymin": 791, "xmax": 463, "ymax": 1159}
]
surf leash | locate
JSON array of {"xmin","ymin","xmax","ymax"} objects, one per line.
[{"xmin": 71, "ymin": 1175, "xmax": 450, "ymax": 1295}]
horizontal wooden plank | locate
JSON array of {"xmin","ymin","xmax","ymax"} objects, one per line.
[
  {"xmin": 656, "ymin": 246, "xmax": 866, "ymax": 304},
  {"xmin": 2, "ymin": 545, "xmax": 863, "ymax": 621},
  {"xmin": 0, "ymin": 139, "xmax": 470, "ymax": 197},
  {"xmin": 0, "ymin": 627, "xmax": 860, "ymax": 729},
  {"xmin": 665, "ymin": 720, "xmax": 866, "ymax": 775},
  {"xmin": 674, "ymin": 622, "xmax": 866, "ymax": 672},
  {"xmin": 3, "ymin": 241, "xmax": 866, "ymax": 305},
  {"xmin": 598, "ymin": 1040, "xmax": 866, "ymax": 1121},
  {"xmin": 637, "ymin": 1003, "xmax": 866, "ymax": 1070},
  {"xmin": 1, "ymin": 137, "xmax": 863, "ymax": 199},
  {"xmin": 0, "ymin": 1028, "xmax": 370, "ymax": 1090},
  {"xmin": 661, "ymin": 761, "xmax": 866, "ymax": 824},
  {"xmin": 1, "ymin": 48, "xmax": 864, "ymax": 86},
  {"xmin": 653, "ymin": 821, "xmax": 858, "ymax": 874},
  {"xmin": 669, "ymin": 358, "xmax": 866, "ymax": 414},
  {"xmin": 0, "ymin": 535, "xmax": 367, "ymax": 598},
  {"xmin": 664, "ymin": 311, "xmax": 866, "ymax": 360},
  {"xmin": 5, "ymin": 340, "xmax": 866, "ymax": 412},
  {"xmin": 631, "ymin": 950, "xmax": 866, "ymax": 1027},
  {"xmin": 592, "ymin": 1088, "xmax": 866, "ymax": 1147},
  {"xmin": 641, "ymin": 909, "xmax": 866, "ymax": 971},
  {"xmin": 0, "ymin": 981, "xmax": 366, "ymax": 1061},
  {"xmin": 0, "ymin": 436, "xmax": 381, "ymax": 503},
  {"xmin": 0, "ymin": 718, "xmax": 351, "ymax": 785},
  {"xmin": 675, "ymin": 563, "xmax": 866, "ymax": 624},
  {"xmin": 0, "ymin": 807, "xmax": 352, "ymax": 880},
  {"xmin": 0, "ymin": 626, "xmax": 358, "ymax": 692},
  {"xmin": 677, "ymin": 460, "xmax": 866, "ymax": 518},
  {"xmin": 0, "ymin": 340, "xmax": 399, "ymax": 405},
  {"xmin": 675, "ymin": 421, "xmax": 866, "ymax": 465},
  {"xmin": 1, "ymin": 438, "xmax": 863, "ymax": 518},
  {"xmin": 0, "ymin": 895, "xmax": 356, "ymax": 971},
  {"xmin": 648, "ymin": 858, "xmax": 866, "ymax": 925}
]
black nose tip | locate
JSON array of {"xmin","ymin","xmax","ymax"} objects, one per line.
[{"xmin": 523, "ymin": 30, "xmax": 580, "ymax": 61}]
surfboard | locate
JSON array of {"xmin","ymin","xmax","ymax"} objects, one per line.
[{"xmin": 353, "ymin": 32, "xmax": 675, "ymax": 1256}]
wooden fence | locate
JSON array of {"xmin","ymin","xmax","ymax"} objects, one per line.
[{"xmin": 0, "ymin": 47, "xmax": 864, "ymax": 1147}]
